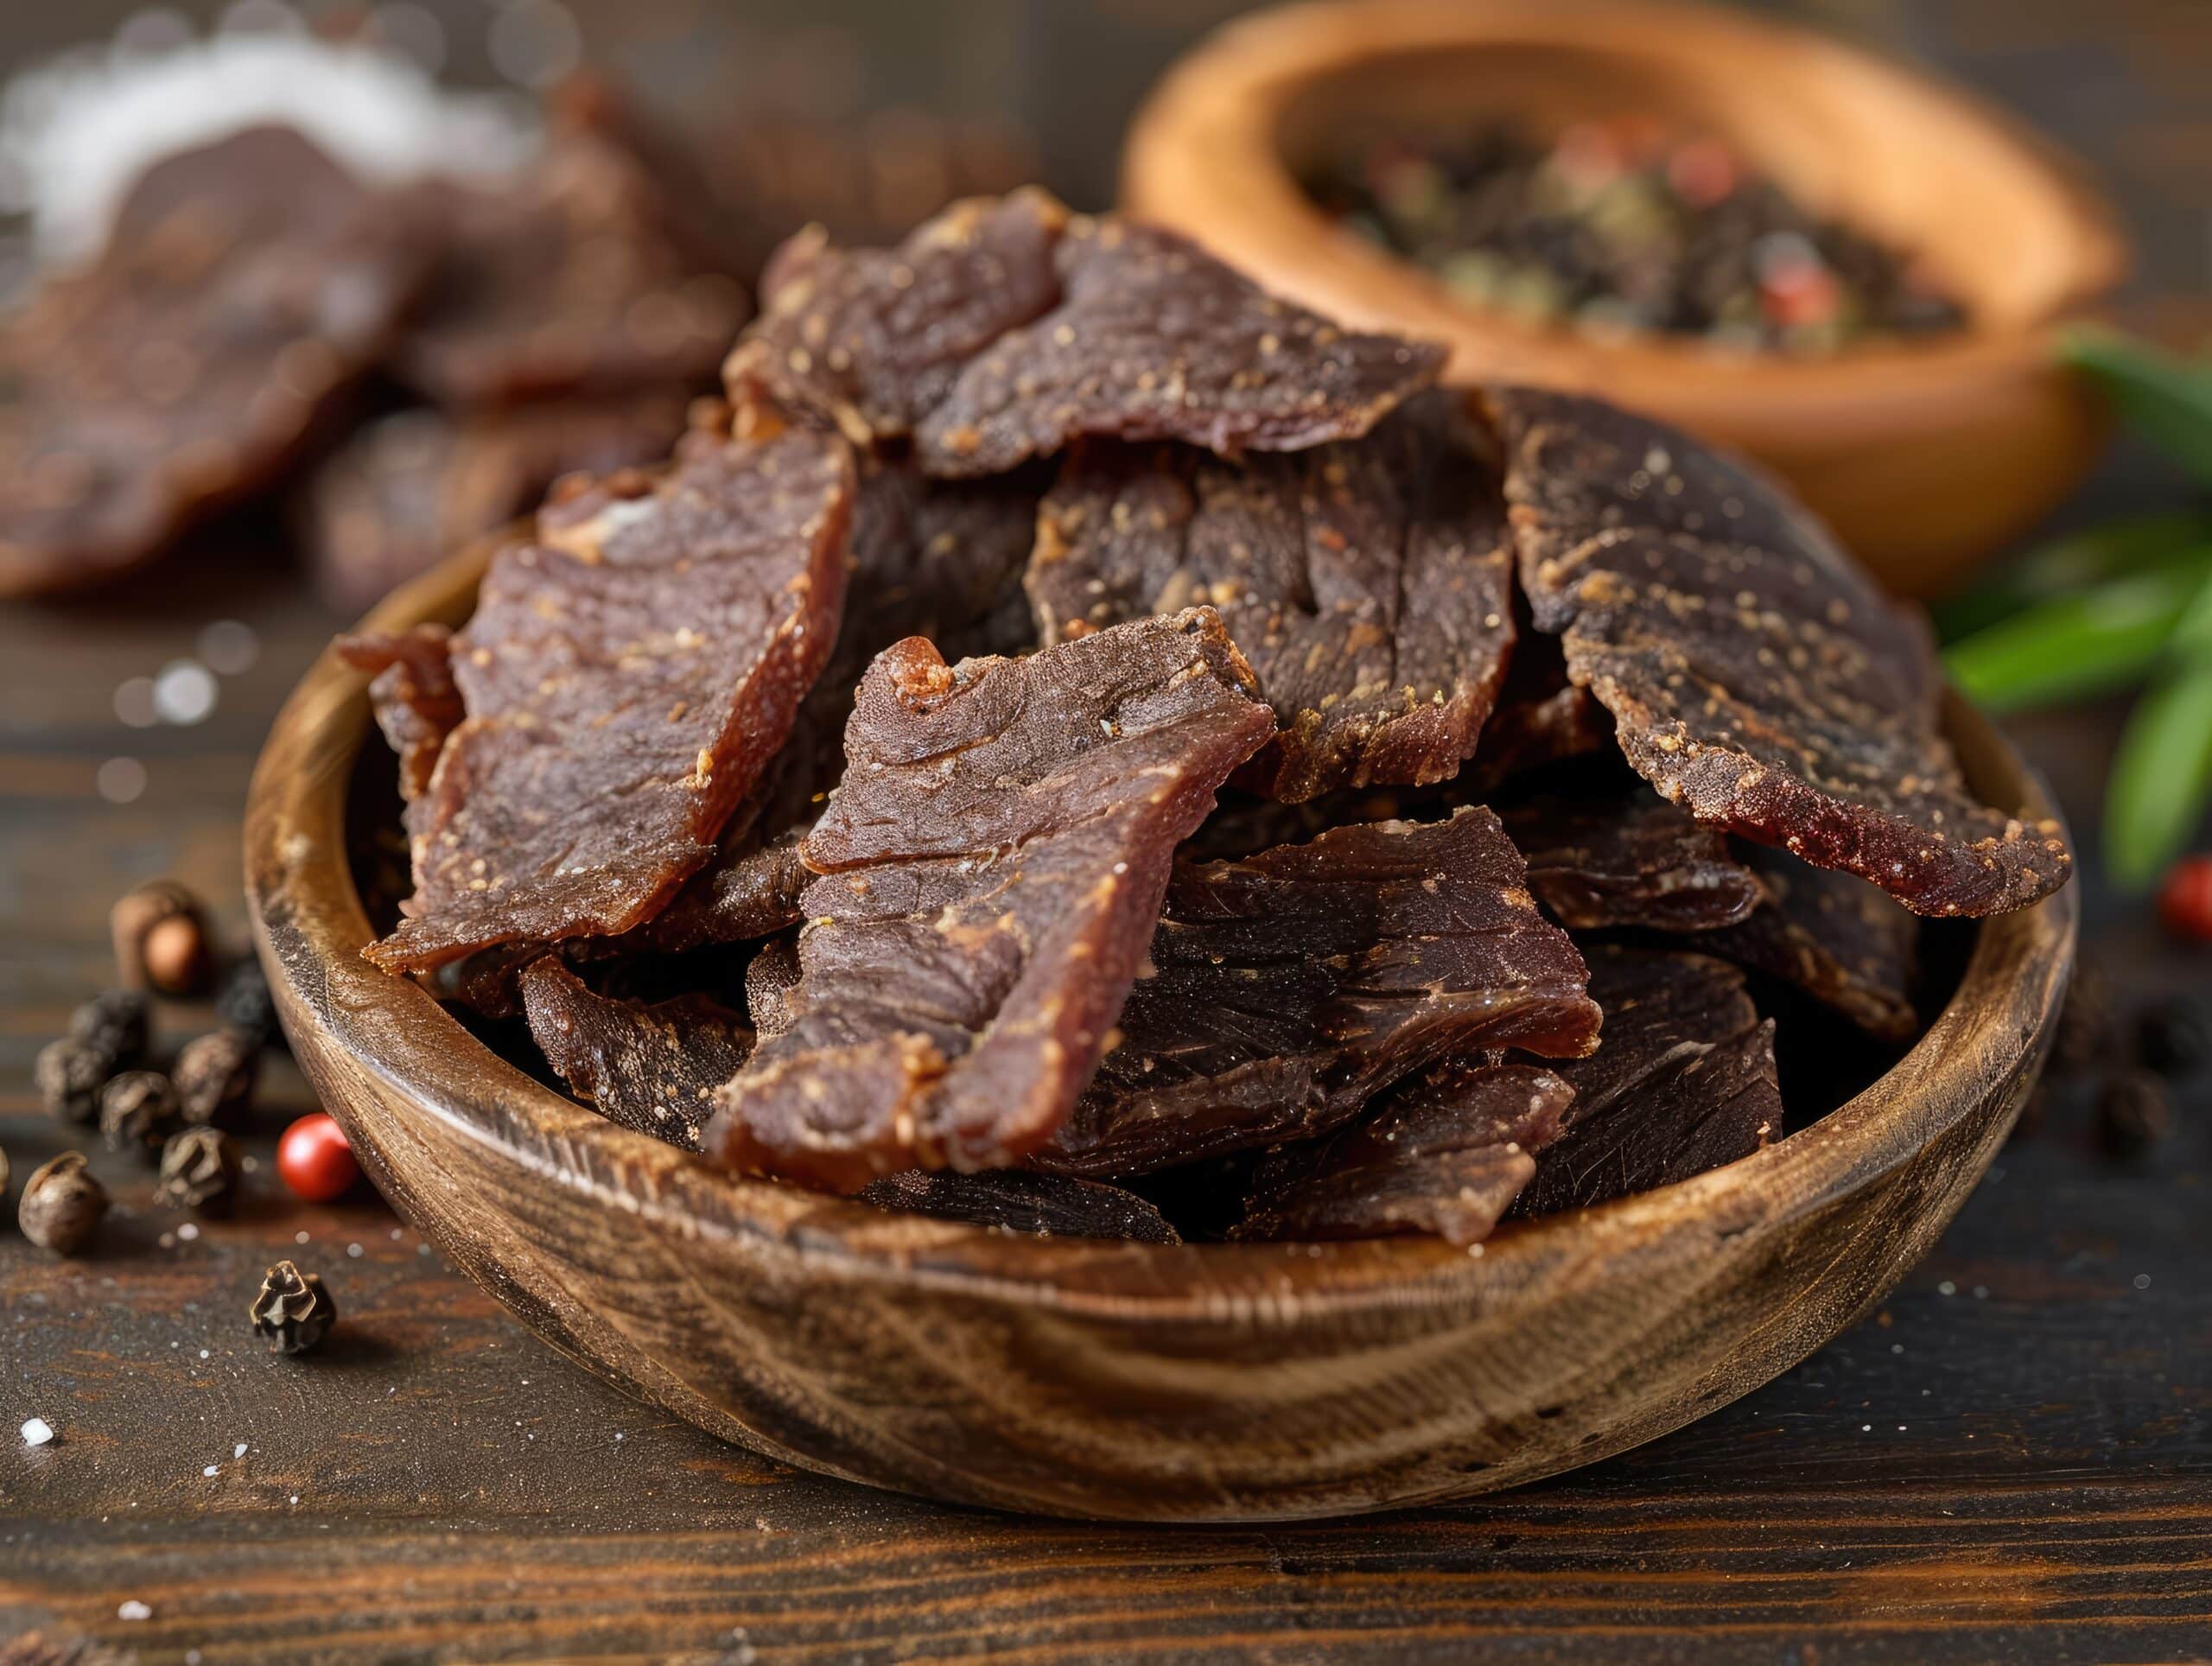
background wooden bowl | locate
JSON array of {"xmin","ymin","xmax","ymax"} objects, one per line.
[
  {"xmin": 245, "ymin": 541, "xmax": 2076, "ymax": 1523},
  {"xmin": 1122, "ymin": 0, "xmax": 2129, "ymax": 598}
]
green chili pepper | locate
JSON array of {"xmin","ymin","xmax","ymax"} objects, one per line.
[
  {"xmin": 1942, "ymin": 559, "xmax": 2212, "ymax": 712},
  {"xmin": 2065, "ymin": 330, "xmax": 2212, "ymax": 489},
  {"xmin": 1929, "ymin": 512, "xmax": 2212, "ymax": 642}
]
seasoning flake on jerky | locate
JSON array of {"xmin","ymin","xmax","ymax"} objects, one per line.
[
  {"xmin": 1513, "ymin": 945, "xmax": 1780, "ymax": 1218},
  {"xmin": 1484, "ymin": 385, "xmax": 2071, "ymax": 916},
  {"xmin": 1503, "ymin": 790, "xmax": 1763, "ymax": 934},
  {"xmin": 519, "ymin": 958, "xmax": 753, "ymax": 1150},
  {"xmin": 1029, "ymin": 392, "xmax": 1513, "ymax": 801},
  {"xmin": 1236, "ymin": 1059, "xmax": 1575, "ymax": 1245},
  {"xmin": 364, "ymin": 416, "xmax": 855, "ymax": 973},
  {"xmin": 704, "ymin": 608, "xmax": 1277, "ymax": 1192},
  {"xmin": 726, "ymin": 188, "xmax": 1443, "ymax": 475},
  {"xmin": 744, "ymin": 935, "xmax": 802, "ymax": 1038},
  {"xmin": 1036, "ymin": 807, "xmax": 1601, "ymax": 1179},
  {"xmin": 335, "ymin": 625, "xmax": 463, "ymax": 803},
  {"xmin": 0, "ymin": 126, "xmax": 428, "ymax": 599},
  {"xmin": 1700, "ymin": 843, "xmax": 1921, "ymax": 1043},
  {"xmin": 306, "ymin": 391, "xmax": 696, "ymax": 613},
  {"xmin": 858, "ymin": 1169, "xmax": 1182, "ymax": 1243}
]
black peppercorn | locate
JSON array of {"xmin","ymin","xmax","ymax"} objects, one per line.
[
  {"xmin": 99, "ymin": 1070, "xmax": 180, "ymax": 1158},
  {"xmin": 19, "ymin": 1151, "xmax": 109, "ymax": 1253},
  {"xmin": 35, "ymin": 1036, "xmax": 108, "ymax": 1125},
  {"xmin": 67, "ymin": 989, "xmax": 150, "ymax": 1071},
  {"xmin": 2133, "ymin": 997, "xmax": 2208, "ymax": 1079},
  {"xmin": 111, "ymin": 879, "xmax": 215, "ymax": 995},
  {"xmin": 250, "ymin": 1260, "xmax": 336, "ymax": 1356},
  {"xmin": 2047, "ymin": 969, "xmax": 2114, "ymax": 1080},
  {"xmin": 155, "ymin": 1127, "xmax": 243, "ymax": 1216},
  {"xmin": 2095, "ymin": 1070, "xmax": 2171, "ymax": 1160},
  {"xmin": 173, "ymin": 1028, "xmax": 259, "ymax": 1127},
  {"xmin": 215, "ymin": 958, "xmax": 279, "ymax": 1050}
]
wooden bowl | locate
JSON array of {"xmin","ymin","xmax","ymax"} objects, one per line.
[
  {"xmin": 244, "ymin": 541, "xmax": 2077, "ymax": 1523},
  {"xmin": 1122, "ymin": 0, "xmax": 2129, "ymax": 597}
]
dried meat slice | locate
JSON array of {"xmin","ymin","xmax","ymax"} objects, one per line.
[
  {"xmin": 305, "ymin": 391, "xmax": 696, "ymax": 613},
  {"xmin": 858, "ymin": 1169, "xmax": 1181, "ymax": 1243},
  {"xmin": 1034, "ymin": 808, "xmax": 1602, "ymax": 1179},
  {"xmin": 621, "ymin": 826, "xmax": 813, "ymax": 956},
  {"xmin": 725, "ymin": 188, "xmax": 1442, "ymax": 475},
  {"xmin": 1502, "ymin": 790, "xmax": 1764, "ymax": 934},
  {"xmin": 365, "ymin": 416, "xmax": 855, "ymax": 973},
  {"xmin": 702, "ymin": 608, "xmax": 1276, "ymax": 1191},
  {"xmin": 1512, "ymin": 945, "xmax": 1780, "ymax": 1218},
  {"xmin": 519, "ymin": 958, "xmax": 752, "ymax": 1151},
  {"xmin": 1235, "ymin": 1059, "xmax": 1575, "ymax": 1245},
  {"xmin": 744, "ymin": 935, "xmax": 802, "ymax": 1038},
  {"xmin": 1483, "ymin": 385, "xmax": 2071, "ymax": 917},
  {"xmin": 1700, "ymin": 843, "xmax": 1920, "ymax": 1043},
  {"xmin": 1463, "ymin": 632, "xmax": 1612, "ymax": 793},
  {"xmin": 1029, "ymin": 394, "xmax": 1514, "ymax": 801},
  {"xmin": 335, "ymin": 625, "xmax": 463, "ymax": 804},
  {"xmin": 0, "ymin": 126, "xmax": 429, "ymax": 598}
]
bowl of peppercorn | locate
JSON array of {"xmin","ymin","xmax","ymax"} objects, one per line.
[{"xmin": 1122, "ymin": 0, "xmax": 2128, "ymax": 595}]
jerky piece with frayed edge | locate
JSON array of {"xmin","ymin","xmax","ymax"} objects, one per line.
[
  {"xmin": 704, "ymin": 608, "xmax": 1276, "ymax": 1192},
  {"xmin": 519, "ymin": 958, "xmax": 752, "ymax": 1150},
  {"xmin": 1700, "ymin": 843, "xmax": 1921, "ymax": 1043},
  {"xmin": 1462, "ymin": 631, "xmax": 1612, "ymax": 793},
  {"xmin": 306, "ymin": 391, "xmax": 696, "ymax": 614},
  {"xmin": 1512, "ymin": 944, "xmax": 1780, "ymax": 1218},
  {"xmin": 859, "ymin": 1169, "xmax": 1181, "ymax": 1243},
  {"xmin": 1029, "ymin": 392, "xmax": 1513, "ymax": 802},
  {"xmin": 1236, "ymin": 1059, "xmax": 1575, "ymax": 1245},
  {"xmin": 1484, "ymin": 385, "xmax": 2070, "ymax": 917},
  {"xmin": 727, "ymin": 188, "xmax": 1441, "ymax": 474},
  {"xmin": 365, "ymin": 414, "xmax": 854, "ymax": 973},
  {"xmin": 0, "ymin": 126, "xmax": 429, "ymax": 599},
  {"xmin": 336, "ymin": 625, "xmax": 464, "ymax": 804},
  {"xmin": 1503, "ymin": 789, "xmax": 1764, "ymax": 934},
  {"xmin": 1035, "ymin": 807, "xmax": 1601, "ymax": 1179}
]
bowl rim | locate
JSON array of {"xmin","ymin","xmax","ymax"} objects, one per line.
[
  {"xmin": 1120, "ymin": 0, "xmax": 2130, "ymax": 401},
  {"xmin": 245, "ymin": 531, "xmax": 2077, "ymax": 1326}
]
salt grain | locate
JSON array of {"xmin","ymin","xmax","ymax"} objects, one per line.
[
  {"xmin": 202, "ymin": 1463, "xmax": 219, "ymax": 1476},
  {"xmin": 21, "ymin": 1417, "xmax": 54, "ymax": 1447},
  {"xmin": 118, "ymin": 1600, "xmax": 152, "ymax": 1621}
]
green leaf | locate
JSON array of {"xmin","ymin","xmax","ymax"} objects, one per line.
[
  {"xmin": 1929, "ymin": 512, "xmax": 2212, "ymax": 642},
  {"xmin": 2105, "ymin": 658, "xmax": 2212, "ymax": 890},
  {"xmin": 2064, "ymin": 329, "xmax": 2212, "ymax": 488},
  {"xmin": 1942, "ymin": 560, "xmax": 2211, "ymax": 712}
]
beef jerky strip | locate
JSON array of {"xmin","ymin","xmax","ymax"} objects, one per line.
[
  {"xmin": 1034, "ymin": 808, "xmax": 1601, "ymax": 1180},
  {"xmin": 0, "ymin": 126, "xmax": 428, "ymax": 599},
  {"xmin": 1512, "ymin": 945, "xmax": 1780, "ymax": 1218},
  {"xmin": 394, "ymin": 92, "xmax": 748, "ymax": 409},
  {"xmin": 1700, "ymin": 843, "xmax": 1920, "ymax": 1044},
  {"xmin": 335, "ymin": 625, "xmax": 463, "ymax": 804},
  {"xmin": 1484, "ymin": 385, "xmax": 2070, "ymax": 917},
  {"xmin": 726, "ymin": 188, "xmax": 1443, "ymax": 475},
  {"xmin": 859, "ymin": 1169, "xmax": 1181, "ymax": 1243},
  {"xmin": 744, "ymin": 935, "xmax": 802, "ymax": 1038},
  {"xmin": 704, "ymin": 608, "xmax": 1276, "ymax": 1191},
  {"xmin": 1236, "ymin": 1059, "xmax": 1575, "ymax": 1245},
  {"xmin": 365, "ymin": 416, "xmax": 855, "ymax": 973},
  {"xmin": 518, "ymin": 958, "xmax": 753, "ymax": 1151},
  {"xmin": 305, "ymin": 391, "xmax": 696, "ymax": 614},
  {"xmin": 1462, "ymin": 630, "xmax": 1612, "ymax": 793},
  {"xmin": 1502, "ymin": 790, "xmax": 1764, "ymax": 934},
  {"xmin": 1028, "ymin": 392, "xmax": 1513, "ymax": 802}
]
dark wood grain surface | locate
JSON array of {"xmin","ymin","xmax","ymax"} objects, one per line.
[{"xmin": 3, "ymin": 0, "xmax": 2211, "ymax": 1659}]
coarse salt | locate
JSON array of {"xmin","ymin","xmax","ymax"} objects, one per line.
[{"xmin": 21, "ymin": 1417, "xmax": 54, "ymax": 1447}]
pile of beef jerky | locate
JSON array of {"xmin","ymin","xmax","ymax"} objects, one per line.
[{"xmin": 338, "ymin": 187, "xmax": 2074, "ymax": 1248}]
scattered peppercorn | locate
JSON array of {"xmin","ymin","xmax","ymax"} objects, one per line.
[
  {"xmin": 276, "ymin": 1112, "xmax": 359, "ymax": 1203},
  {"xmin": 2158, "ymin": 855, "xmax": 2212, "ymax": 944},
  {"xmin": 99, "ymin": 1070, "xmax": 180, "ymax": 1159},
  {"xmin": 18, "ymin": 1152, "xmax": 108, "ymax": 1253},
  {"xmin": 173, "ymin": 1028, "xmax": 260, "ymax": 1126},
  {"xmin": 66, "ymin": 989, "xmax": 149, "ymax": 1071},
  {"xmin": 35, "ymin": 1037, "xmax": 109, "ymax": 1125},
  {"xmin": 214, "ymin": 957, "xmax": 279, "ymax": 1051},
  {"xmin": 2094, "ymin": 1069, "xmax": 2172, "ymax": 1159},
  {"xmin": 155, "ymin": 1127, "xmax": 244, "ymax": 1217},
  {"xmin": 110, "ymin": 879, "xmax": 215, "ymax": 996},
  {"xmin": 2047, "ymin": 967, "xmax": 2116, "ymax": 1079},
  {"xmin": 250, "ymin": 1260, "xmax": 336, "ymax": 1356},
  {"xmin": 2134, "ymin": 996, "xmax": 2208, "ymax": 1078}
]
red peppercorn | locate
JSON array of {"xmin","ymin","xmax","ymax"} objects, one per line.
[
  {"xmin": 2158, "ymin": 856, "xmax": 2212, "ymax": 944},
  {"xmin": 277, "ymin": 1112, "xmax": 360, "ymax": 1203},
  {"xmin": 1666, "ymin": 137, "xmax": 1740, "ymax": 208}
]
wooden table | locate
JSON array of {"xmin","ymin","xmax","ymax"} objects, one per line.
[{"xmin": 4, "ymin": 2, "xmax": 2212, "ymax": 1659}]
